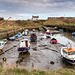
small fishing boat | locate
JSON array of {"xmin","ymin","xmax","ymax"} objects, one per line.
[
  {"xmin": 22, "ymin": 29, "xmax": 29, "ymax": 36},
  {"xmin": 15, "ymin": 32, "xmax": 22, "ymax": 37},
  {"xmin": 72, "ymin": 36, "xmax": 75, "ymax": 39},
  {"xmin": 61, "ymin": 42, "xmax": 75, "ymax": 64},
  {"xmin": 0, "ymin": 40, "xmax": 5, "ymax": 51},
  {"xmin": 59, "ymin": 29, "xmax": 63, "ymax": 32},
  {"xmin": 30, "ymin": 33, "xmax": 37, "ymax": 42},
  {"xmin": 25, "ymin": 29, "xmax": 29, "ymax": 34},
  {"xmin": 33, "ymin": 29, "xmax": 35, "ymax": 32},
  {"xmin": 72, "ymin": 32, "xmax": 75, "ymax": 36},
  {"xmin": 18, "ymin": 39, "xmax": 30, "ymax": 53},
  {"xmin": 46, "ymin": 29, "xmax": 51, "ymax": 38},
  {"xmin": 22, "ymin": 31, "xmax": 26, "ymax": 36},
  {"xmin": 55, "ymin": 27, "xmax": 59, "ymax": 30},
  {"xmin": 9, "ymin": 36, "xmax": 15, "ymax": 40},
  {"xmin": 50, "ymin": 38, "xmax": 57, "ymax": 44},
  {"xmin": 3, "ymin": 39, "xmax": 7, "ymax": 44}
]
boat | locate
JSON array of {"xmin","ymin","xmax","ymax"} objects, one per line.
[
  {"xmin": 3, "ymin": 39, "xmax": 7, "ymax": 44},
  {"xmin": 55, "ymin": 27, "xmax": 59, "ymax": 30},
  {"xmin": 9, "ymin": 36, "xmax": 15, "ymax": 40},
  {"xmin": 22, "ymin": 29, "xmax": 29, "ymax": 36},
  {"xmin": 50, "ymin": 38, "xmax": 57, "ymax": 44},
  {"xmin": 25, "ymin": 29, "xmax": 29, "ymax": 34},
  {"xmin": 15, "ymin": 32, "xmax": 22, "ymax": 37},
  {"xmin": 30, "ymin": 33, "xmax": 37, "ymax": 42},
  {"xmin": 72, "ymin": 32, "xmax": 75, "ymax": 36},
  {"xmin": 46, "ymin": 29, "xmax": 51, "ymax": 38},
  {"xmin": 59, "ymin": 29, "xmax": 63, "ymax": 32},
  {"xmin": 22, "ymin": 31, "xmax": 26, "ymax": 36},
  {"xmin": 61, "ymin": 42, "xmax": 75, "ymax": 64},
  {"xmin": 72, "ymin": 36, "xmax": 75, "ymax": 39},
  {"xmin": 33, "ymin": 29, "xmax": 35, "ymax": 32},
  {"xmin": 18, "ymin": 39, "xmax": 30, "ymax": 53},
  {"xmin": 0, "ymin": 40, "xmax": 5, "ymax": 51}
]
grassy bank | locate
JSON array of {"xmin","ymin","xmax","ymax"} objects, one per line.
[
  {"xmin": 0, "ymin": 19, "xmax": 75, "ymax": 38},
  {"xmin": 0, "ymin": 68, "xmax": 75, "ymax": 75},
  {"xmin": 43, "ymin": 19, "xmax": 75, "ymax": 32}
]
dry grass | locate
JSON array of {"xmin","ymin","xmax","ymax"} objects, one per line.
[
  {"xmin": 0, "ymin": 63, "xmax": 75, "ymax": 75},
  {"xmin": 44, "ymin": 19, "xmax": 67, "ymax": 25},
  {"xmin": 0, "ymin": 68, "xmax": 75, "ymax": 75}
]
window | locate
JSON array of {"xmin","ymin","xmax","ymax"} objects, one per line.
[
  {"xmin": 63, "ymin": 50, "xmax": 67, "ymax": 54},
  {"xmin": 68, "ymin": 51, "xmax": 75, "ymax": 55}
]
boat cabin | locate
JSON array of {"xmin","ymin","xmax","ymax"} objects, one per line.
[
  {"xmin": 31, "ymin": 33, "xmax": 36, "ymax": 37},
  {"xmin": 19, "ymin": 39, "xmax": 30, "ymax": 47},
  {"xmin": 18, "ymin": 39, "xmax": 30, "ymax": 52},
  {"xmin": 63, "ymin": 48, "xmax": 75, "ymax": 55}
]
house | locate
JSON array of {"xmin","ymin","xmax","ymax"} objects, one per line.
[
  {"xmin": 32, "ymin": 16, "xmax": 39, "ymax": 20},
  {"xmin": 8, "ymin": 17, "xmax": 13, "ymax": 21}
]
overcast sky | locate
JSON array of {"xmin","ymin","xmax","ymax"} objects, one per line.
[{"xmin": 0, "ymin": 0, "xmax": 75, "ymax": 20}]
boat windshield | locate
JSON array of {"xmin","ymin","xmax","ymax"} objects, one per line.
[
  {"xmin": 63, "ymin": 50, "xmax": 67, "ymax": 54},
  {"xmin": 68, "ymin": 51, "xmax": 75, "ymax": 55},
  {"xmin": 51, "ymin": 38, "xmax": 56, "ymax": 40}
]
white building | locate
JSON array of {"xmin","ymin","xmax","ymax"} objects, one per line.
[
  {"xmin": 32, "ymin": 16, "xmax": 39, "ymax": 20},
  {"xmin": 8, "ymin": 17, "xmax": 13, "ymax": 21}
]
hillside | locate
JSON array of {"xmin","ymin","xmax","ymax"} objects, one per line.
[
  {"xmin": 43, "ymin": 19, "xmax": 75, "ymax": 26},
  {"xmin": 0, "ymin": 20, "xmax": 22, "ymax": 30}
]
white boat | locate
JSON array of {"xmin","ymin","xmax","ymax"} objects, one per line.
[
  {"xmin": 15, "ymin": 32, "xmax": 22, "ymax": 37},
  {"xmin": 3, "ymin": 39, "xmax": 7, "ymax": 44},
  {"xmin": 33, "ymin": 29, "xmax": 35, "ymax": 32},
  {"xmin": 22, "ymin": 29, "xmax": 29, "ymax": 36},
  {"xmin": 18, "ymin": 39, "xmax": 30, "ymax": 53},
  {"xmin": 46, "ymin": 29, "xmax": 51, "ymax": 38},
  {"xmin": 0, "ymin": 40, "xmax": 5, "ymax": 51},
  {"xmin": 61, "ymin": 43, "xmax": 75, "ymax": 64}
]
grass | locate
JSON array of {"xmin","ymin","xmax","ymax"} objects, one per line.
[
  {"xmin": 0, "ymin": 68, "xmax": 75, "ymax": 75},
  {"xmin": 44, "ymin": 19, "xmax": 75, "ymax": 26}
]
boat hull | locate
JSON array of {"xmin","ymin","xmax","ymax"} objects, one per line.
[
  {"xmin": 30, "ymin": 37, "xmax": 37, "ymax": 42},
  {"xmin": 61, "ymin": 47, "xmax": 75, "ymax": 65},
  {"xmin": 62, "ymin": 56, "xmax": 75, "ymax": 64},
  {"xmin": 18, "ymin": 47, "xmax": 30, "ymax": 53},
  {"xmin": 50, "ymin": 40, "xmax": 57, "ymax": 44},
  {"xmin": 72, "ymin": 32, "xmax": 75, "ymax": 36},
  {"xmin": 46, "ymin": 35, "xmax": 51, "ymax": 38}
]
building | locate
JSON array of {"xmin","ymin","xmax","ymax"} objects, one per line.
[
  {"xmin": 8, "ymin": 17, "xmax": 13, "ymax": 21},
  {"xmin": 32, "ymin": 16, "xmax": 39, "ymax": 20}
]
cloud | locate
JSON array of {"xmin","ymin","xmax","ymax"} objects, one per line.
[
  {"xmin": 0, "ymin": 9, "xmax": 6, "ymax": 12},
  {"xmin": 0, "ymin": 0, "xmax": 75, "ymax": 19}
]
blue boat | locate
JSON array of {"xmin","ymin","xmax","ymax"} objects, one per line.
[
  {"xmin": 9, "ymin": 36, "xmax": 15, "ymax": 40},
  {"xmin": 59, "ymin": 29, "xmax": 63, "ymax": 32},
  {"xmin": 15, "ymin": 32, "xmax": 22, "ymax": 37},
  {"xmin": 72, "ymin": 32, "xmax": 75, "ymax": 36},
  {"xmin": 30, "ymin": 33, "xmax": 37, "ymax": 42},
  {"xmin": 18, "ymin": 39, "xmax": 30, "ymax": 53}
]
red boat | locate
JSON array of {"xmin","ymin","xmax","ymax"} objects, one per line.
[{"xmin": 50, "ymin": 38, "xmax": 57, "ymax": 44}]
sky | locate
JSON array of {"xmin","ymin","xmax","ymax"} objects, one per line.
[{"xmin": 0, "ymin": 0, "xmax": 75, "ymax": 20}]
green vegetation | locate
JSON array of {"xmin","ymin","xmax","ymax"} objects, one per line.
[{"xmin": 0, "ymin": 68, "xmax": 75, "ymax": 75}]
